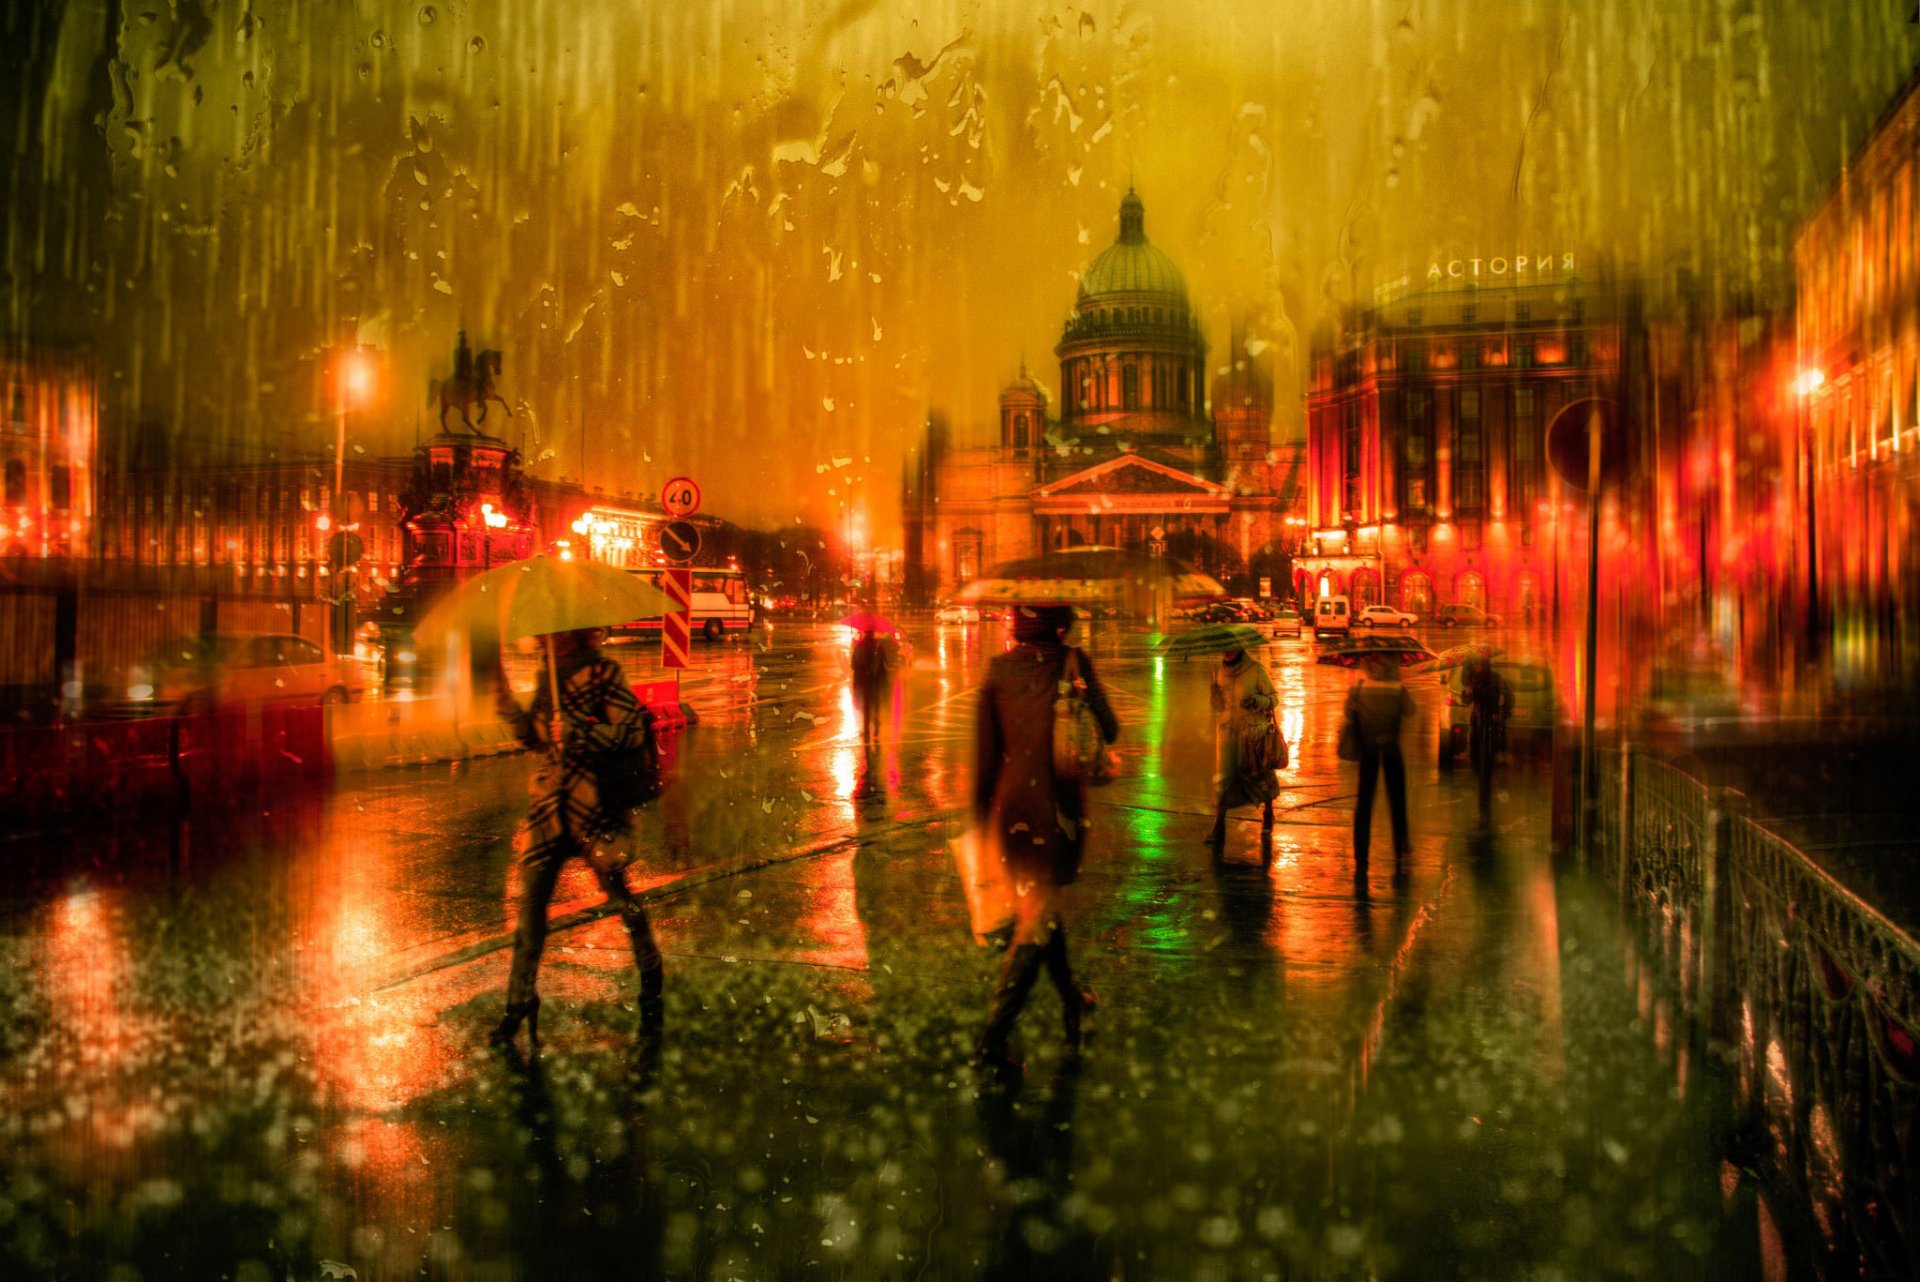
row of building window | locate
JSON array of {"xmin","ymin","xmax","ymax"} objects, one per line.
[
  {"xmin": 6, "ymin": 385, "xmax": 84, "ymax": 436},
  {"xmin": 4, "ymin": 460, "xmax": 72, "ymax": 508}
]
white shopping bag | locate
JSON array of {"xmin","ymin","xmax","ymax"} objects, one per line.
[{"xmin": 950, "ymin": 826, "xmax": 1015, "ymax": 946}]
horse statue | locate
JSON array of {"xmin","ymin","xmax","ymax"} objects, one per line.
[{"xmin": 430, "ymin": 330, "xmax": 512, "ymax": 433}]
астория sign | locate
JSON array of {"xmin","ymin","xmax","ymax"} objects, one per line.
[{"xmin": 1373, "ymin": 252, "xmax": 1577, "ymax": 302}]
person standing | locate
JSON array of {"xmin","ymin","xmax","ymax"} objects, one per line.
[
  {"xmin": 490, "ymin": 627, "xmax": 664, "ymax": 1046},
  {"xmin": 849, "ymin": 626, "xmax": 890, "ymax": 747},
  {"xmin": 1462, "ymin": 657, "xmax": 1514, "ymax": 824},
  {"xmin": 1205, "ymin": 648, "xmax": 1281, "ymax": 848},
  {"xmin": 973, "ymin": 604, "xmax": 1118, "ymax": 1079},
  {"xmin": 1343, "ymin": 652, "xmax": 1415, "ymax": 879}
]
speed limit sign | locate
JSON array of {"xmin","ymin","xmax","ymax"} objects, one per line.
[{"xmin": 662, "ymin": 476, "xmax": 702, "ymax": 518}]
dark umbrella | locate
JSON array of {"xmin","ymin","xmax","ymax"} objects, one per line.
[{"xmin": 1315, "ymin": 636, "xmax": 1437, "ymax": 669}]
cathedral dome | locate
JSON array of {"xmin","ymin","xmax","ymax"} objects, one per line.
[{"xmin": 1076, "ymin": 189, "xmax": 1189, "ymax": 305}]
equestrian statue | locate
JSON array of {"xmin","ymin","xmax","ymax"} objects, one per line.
[{"xmin": 431, "ymin": 329, "xmax": 512, "ymax": 433}]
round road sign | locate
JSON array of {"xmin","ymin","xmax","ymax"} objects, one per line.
[
  {"xmin": 663, "ymin": 477, "xmax": 702, "ymax": 518},
  {"xmin": 1545, "ymin": 397, "xmax": 1633, "ymax": 491},
  {"xmin": 660, "ymin": 520, "xmax": 702, "ymax": 563}
]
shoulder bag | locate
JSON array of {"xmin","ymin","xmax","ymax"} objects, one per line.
[{"xmin": 1053, "ymin": 648, "xmax": 1119, "ymax": 786}]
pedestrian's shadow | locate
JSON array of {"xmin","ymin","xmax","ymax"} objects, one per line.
[
  {"xmin": 1210, "ymin": 853, "xmax": 1281, "ymax": 1002},
  {"xmin": 496, "ymin": 1035, "xmax": 664, "ymax": 1277},
  {"xmin": 974, "ymin": 1064, "xmax": 1109, "ymax": 1279}
]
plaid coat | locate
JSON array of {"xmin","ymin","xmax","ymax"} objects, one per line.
[{"xmin": 496, "ymin": 653, "xmax": 644, "ymax": 861}]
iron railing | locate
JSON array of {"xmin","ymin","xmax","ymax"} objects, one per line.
[{"xmin": 1597, "ymin": 746, "xmax": 1920, "ymax": 1277}]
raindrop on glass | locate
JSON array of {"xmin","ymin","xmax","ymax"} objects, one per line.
[{"xmin": 418, "ymin": 5, "xmax": 437, "ymax": 25}]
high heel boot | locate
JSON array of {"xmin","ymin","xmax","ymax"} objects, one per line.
[
  {"xmin": 975, "ymin": 944, "xmax": 1045, "ymax": 1080},
  {"xmin": 489, "ymin": 996, "xmax": 541, "ymax": 1047}
]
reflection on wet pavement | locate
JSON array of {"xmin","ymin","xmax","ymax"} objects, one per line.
[{"xmin": 0, "ymin": 624, "xmax": 1791, "ymax": 1277}]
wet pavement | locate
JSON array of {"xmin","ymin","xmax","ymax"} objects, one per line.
[{"xmin": 1, "ymin": 622, "xmax": 1788, "ymax": 1279}]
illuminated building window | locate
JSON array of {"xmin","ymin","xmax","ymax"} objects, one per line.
[
  {"xmin": 1457, "ymin": 389, "xmax": 1484, "ymax": 512},
  {"xmin": 1515, "ymin": 303, "xmax": 1530, "ymax": 323},
  {"xmin": 1013, "ymin": 413, "xmax": 1029, "ymax": 449},
  {"xmin": 1123, "ymin": 364, "xmax": 1140, "ymax": 410}
]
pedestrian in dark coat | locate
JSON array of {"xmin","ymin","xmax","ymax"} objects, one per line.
[
  {"xmin": 1343, "ymin": 653, "xmax": 1415, "ymax": 878},
  {"xmin": 490, "ymin": 627, "xmax": 664, "ymax": 1046},
  {"xmin": 1462, "ymin": 657, "xmax": 1514, "ymax": 824},
  {"xmin": 973, "ymin": 604, "xmax": 1118, "ymax": 1077},
  {"xmin": 849, "ymin": 627, "xmax": 891, "ymax": 747}
]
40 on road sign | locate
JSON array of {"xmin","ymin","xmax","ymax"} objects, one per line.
[{"xmin": 663, "ymin": 477, "xmax": 702, "ymax": 518}]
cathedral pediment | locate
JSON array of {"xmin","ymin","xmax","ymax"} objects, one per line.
[{"xmin": 1035, "ymin": 454, "xmax": 1229, "ymax": 499}]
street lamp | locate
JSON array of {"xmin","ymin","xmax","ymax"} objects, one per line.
[
  {"xmin": 330, "ymin": 346, "xmax": 378, "ymax": 655},
  {"xmin": 1792, "ymin": 367, "xmax": 1824, "ymax": 662}
]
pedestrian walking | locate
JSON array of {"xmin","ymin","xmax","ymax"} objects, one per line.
[
  {"xmin": 490, "ymin": 627, "xmax": 665, "ymax": 1047},
  {"xmin": 972, "ymin": 603, "xmax": 1119, "ymax": 1080},
  {"xmin": 849, "ymin": 626, "xmax": 891, "ymax": 747},
  {"xmin": 1462, "ymin": 656, "xmax": 1513, "ymax": 824},
  {"xmin": 1205, "ymin": 647, "xmax": 1283, "ymax": 849},
  {"xmin": 1341, "ymin": 652, "xmax": 1414, "ymax": 878}
]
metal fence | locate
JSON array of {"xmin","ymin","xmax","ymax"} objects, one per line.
[{"xmin": 1597, "ymin": 747, "xmax": 1920, "ymax": 1276}]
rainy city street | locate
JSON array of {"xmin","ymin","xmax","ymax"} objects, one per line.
[
  {"xmin": 7, "ymin": 1, "xmax": 1920, "ymax": 1278},
  {"xmin": 2, "ymin": 624, "xmax": 1777, "ymax": 1280}
]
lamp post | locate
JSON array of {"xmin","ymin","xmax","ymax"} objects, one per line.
[
  {"xmin": 331, "ymin": 347, "xmax": 377, "ymax": 655},
  {"xmin": 1792, "ymin": 367, "xmax": 1824, "ymax": 664}
]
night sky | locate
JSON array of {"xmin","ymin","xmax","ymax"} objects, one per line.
[{"xmin": 3, "ymin": 0, "xmax": 1915, "ymax": 532}]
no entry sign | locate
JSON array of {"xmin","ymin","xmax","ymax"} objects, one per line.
[{"xmin": 661, "ymin": 566, "xmax": 693, "ymax": 669}]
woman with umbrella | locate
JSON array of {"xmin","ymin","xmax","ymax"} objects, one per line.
[
  {"xmin": 489, "ymin": 626, "xmax": 665, "ymax": 1046},
  {"xmin": 973, "ymin": 603, "xmax": 1118, "ymax": 1080},
  {"xmin": 1205, "ymin": 636, "xmax": 1282, "ymax": 850},
  {"xmin": 414, "ymin": 553, "xmax": 678, "ymax": 1049}
]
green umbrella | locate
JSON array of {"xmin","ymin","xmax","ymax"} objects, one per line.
[
  {"xmin": 415, "ymin": 553, "xmax": 676, "ymax": 644},
  {"xmin": 1157, "ymin": 622, "xmax": 1268, "ymax": 658},
  {"xmin": 415, "ymin": 554, "xmax": 677, "ymax": 723}
]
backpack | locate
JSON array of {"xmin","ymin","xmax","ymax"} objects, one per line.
[{"xmin": 1052, "ymin": 648, "xmax": 1119, "ymax": 787}]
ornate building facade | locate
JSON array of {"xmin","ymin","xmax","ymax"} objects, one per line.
[
  {"xmin": 1795, "ymin": 67, "xmax": 1920, "ymax": 684},
  {"xmin": 904, "ymin": 189, "xmax": 1300, "ymax": 603},
  {"xmin": 1303, "ymin": 272, "xmax": 1618, "ymax": 623}
]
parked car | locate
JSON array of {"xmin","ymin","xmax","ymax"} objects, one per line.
[
  {"xmin": 1272, "ymin": 603, "xmax": 1304, "ymax": 637},
  {"xmin": 1439, "ymin": 659, "xmax": 1555, "ymax": 768},
  {"xmin": 1233, "ymin": 598, "xmax": 1278, "ymax": 622},
  {"xmin": 120, "ymin": 632, "xmax": 366, "ymax": 716},
  {"xmin": 1312, "ymin": 595, "xmax": 1352, "ymax": 638},
  {"xmin": 1434, "ymin": 604, "xmax": 1502, "ymax": 629},
  {"xmin": 1355, "ymin": 604, "xmax": 1418, "ymax": 629},
  {"xmin": 934, "ymin": 603, "xmax": 982, "ymax": 625}
]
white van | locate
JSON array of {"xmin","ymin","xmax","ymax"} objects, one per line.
[{"xmin": 1313, "ymin": 595, "xmax": 1352, "ymax": 638}]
